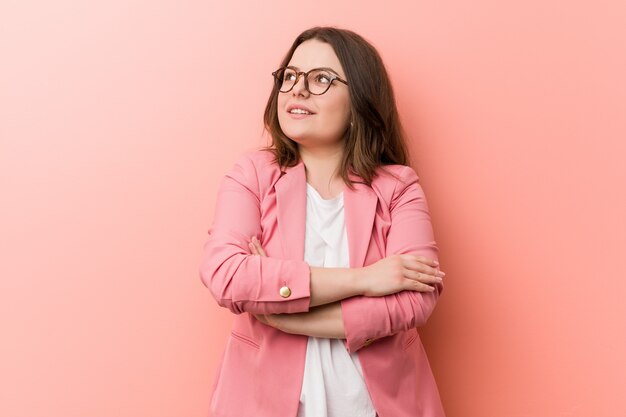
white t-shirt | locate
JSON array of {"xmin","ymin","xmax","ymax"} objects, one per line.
[{"xmin": 296, "ymin": 183, "xmax": 377, "ymax": 417}]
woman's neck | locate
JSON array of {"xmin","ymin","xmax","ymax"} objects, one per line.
[{"xmin": 299, "ymin": 145, "xmax": 345, "ymax": 198}]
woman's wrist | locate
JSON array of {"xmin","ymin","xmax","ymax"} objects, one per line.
[
  {"xmin": 308, "ymin": 266, "xmax": 366, "ymax": 307},
  {"xmin": 348, "ymin": 266, "xmax": 368, "ymax": 296}
]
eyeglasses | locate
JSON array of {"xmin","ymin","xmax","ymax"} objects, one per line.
[{"xmin": 271, "ymin": 66, "xmax": 348, "ymax": 95}]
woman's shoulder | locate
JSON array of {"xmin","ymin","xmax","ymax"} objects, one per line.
[
  {"xmin": 369, "ymin": 164, "xmax": 426, "ymax": 212},
  {"xmin": 224, "ymin": 149, "xmax": 282, "ymax": 194},
  {"xmin": 234, "ymin": 148, "xmax": 279, "ymax": 168},
  {"xmin": 227, "ymin": 148, "xmax": 280, "ymax": 174},
  {"xmin": 372, "ymin": 164, "xmax": 420, "ymax": 190}
]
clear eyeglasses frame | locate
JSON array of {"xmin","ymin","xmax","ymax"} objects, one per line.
[{"xmin": 271, "ymin": 66, "xmax": 349, "ymax": 95}]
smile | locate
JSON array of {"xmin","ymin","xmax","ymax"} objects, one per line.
[{"xmin": 289, "ymin": 108, "xmax": 312, "ymax": 115}]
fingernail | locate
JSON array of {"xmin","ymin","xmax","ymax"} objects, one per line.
[
  {"xmin": 433, "ymin": 260, "xmax": 439, "ymax": 266},
  {"xmin": 438, "ymin": 271, "xmax": 446, "ymax": 277}
]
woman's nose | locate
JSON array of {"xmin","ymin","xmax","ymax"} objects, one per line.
[{"xmin": 291, "ymin": 74, "xmax": 309, "ymax": 96}]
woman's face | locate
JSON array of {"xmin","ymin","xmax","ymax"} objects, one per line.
[{"xmin": 277, "ymin": 39, "xmax": 351, "ymax": 149}]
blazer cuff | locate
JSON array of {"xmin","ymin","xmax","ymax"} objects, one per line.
[
  {"xmin": 340, "ymin": 295, "xmax": 389, "ymax": 353},
  {"xmin": 234, "ymin": 257, "xmax": 312, "ymax": 314}
]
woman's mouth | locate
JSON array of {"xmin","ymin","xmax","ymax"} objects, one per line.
[
  {"xmin": 287, "ymin": 108, "xmax": 314, "ymax": 119},
  {"xmin": 289, "ymin": 108, "xmax": 311, "ymax": 115}
]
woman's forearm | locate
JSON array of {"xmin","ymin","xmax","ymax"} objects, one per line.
[
  {"xmin": 278, "ymin": 300, "xmax": 345, "ymax": 338},
  {"xmin": 308, "ymin": 266, "xmax": 364, "ymax": 308},
  {"xmin": 247, "ymin": 237, "xmax": 364, "ymax": 308}
]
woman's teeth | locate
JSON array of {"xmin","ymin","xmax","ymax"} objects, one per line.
[{"xmin": 289, "ymin": 109, "xmax": 311, "ymax": 114}]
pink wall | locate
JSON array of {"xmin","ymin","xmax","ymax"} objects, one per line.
[{"xmin": 2, "ymin": 1, "xmax": 625, "ymax": 416}]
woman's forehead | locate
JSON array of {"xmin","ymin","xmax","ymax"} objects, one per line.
[{"xmin": 288, "ymin": 40, "xmax": 345, "ymax": 76}]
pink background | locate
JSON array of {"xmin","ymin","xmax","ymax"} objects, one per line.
[{"xmin": 2, "ymin": 1, "xmax": 625, "ymax": 416}]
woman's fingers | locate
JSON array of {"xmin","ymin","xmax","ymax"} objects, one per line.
[
  {"xmin": 404, "ymin": 269, "xmax": 442, "ymax": 285},
  {"xmin": 407, "ymin": 279, "xmax": 437, "ymax": 292},
  {"xmin": 252, "ymin": 236, "xmax": 267, "ymax": 256},
  {"xmin": 248, "ymin": 241, "xmax": 258, "ymax": 255},
  {"xmin": 254, "ymin": 313, "xmax": 281, "ymax": 329},
  {"xmin": 398, "ymin": 254, "xmax": 445, "ymax": 293},
  {"xmin": 249, "ymin": 236, "xmax": 267, "ymax": 257},
  {"xmin": 406, "ymin": 252, "xmax": 439, "ymax": 268},
  {"xmin": 254, "ymin": 314, "xmax": 269, "ymax": 324},
  {"xmin": 401, "ymin": 254, "xmax": 445, "ymax": 279}
]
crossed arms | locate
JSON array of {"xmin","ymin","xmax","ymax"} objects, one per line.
[{"xmin": 199, "ymin": 154, "xmax": 443, "ymax": 353}]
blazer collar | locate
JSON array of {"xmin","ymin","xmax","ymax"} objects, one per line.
[{"xmin": 275, "ymin": 159, "xmax": 378, "ymax": 268}]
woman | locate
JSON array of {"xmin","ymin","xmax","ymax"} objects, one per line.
[{"xmin": 199, "ymin": 26, "xmax": 446, "ymax": 417}]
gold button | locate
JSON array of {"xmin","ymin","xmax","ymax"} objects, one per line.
[
  {"xmin": 279, "ymin": 286, "xmax": 291, "ymax": 298},
  {"xmin": 363, "ymin": 338, "xmax": 374, "ymax": 346}
]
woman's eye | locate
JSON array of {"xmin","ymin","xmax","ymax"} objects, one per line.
[
  {"xmin": 316, "ymin": 74, "xmax": 331, "ymax": 84},
  {"xmin": 285, "ymin": 73, "xmax": 296, "ymax": 81}
]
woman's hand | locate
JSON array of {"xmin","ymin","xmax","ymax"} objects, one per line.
[
  {"xmin": 360, "ymin": 253, "xmax": 445, "ymax": 297},
  {"xmin": 253, "ymin": 310, "xmax": 285, "ymax": 329},
  {"xmin": 247, "ymin": 235, "xmax": 267, "ymax": 257}
]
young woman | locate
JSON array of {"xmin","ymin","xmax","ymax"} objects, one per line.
[{"xmin": 199, "ymin": 26, "xmax": 446, "ymax": 417}]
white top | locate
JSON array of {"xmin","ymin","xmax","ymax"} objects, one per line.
[{"xmin": 296, "ymin": 183, "xmax": 377, "ymax": 417}]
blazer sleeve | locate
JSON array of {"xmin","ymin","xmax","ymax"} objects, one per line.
[
  {"xmin": 340, "ymin": 165, "xmax": 443, "ymax": 353},
  {"xmin": 198, "ymin": 152, "xmax": 312, "ymax": 315}
]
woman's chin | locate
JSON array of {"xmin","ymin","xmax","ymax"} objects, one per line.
[{"xmin": 282, "ymin": 131, "xmax": 310, "ymax": 143}]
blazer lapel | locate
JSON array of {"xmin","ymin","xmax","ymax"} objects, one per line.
[
  {"xmin": 344, "ymin": 171, "xmax": 378, "ymax": 268},
  {"xmin": 275, "ymin": 160, "xmax": 378, "ymax": 268},
  {"xmin": 274, "ymin": 160, "xmax": 307, "ymax": 262}
]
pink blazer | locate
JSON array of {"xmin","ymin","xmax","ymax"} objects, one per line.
[{"xmin": 199, "ymin": 149, "xmax": 445, "ymax": 417}]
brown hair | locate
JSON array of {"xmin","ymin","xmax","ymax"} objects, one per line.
[{"xmin": 261, "ymin": 26, "xmax": 411, "ymax": 189}]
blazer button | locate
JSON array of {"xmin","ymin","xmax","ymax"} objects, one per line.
[
  {"xmin": 279, "ymin": 286, "xmax": 292, "ymax": 298},
  {"xmin": 363, "ymin": 338, "xmax": 374, "ymax": 346}
]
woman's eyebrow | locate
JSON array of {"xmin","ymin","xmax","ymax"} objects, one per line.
[{"xmin": 288, "ymin": 65, "xmax": 341, "ymax": 76}]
